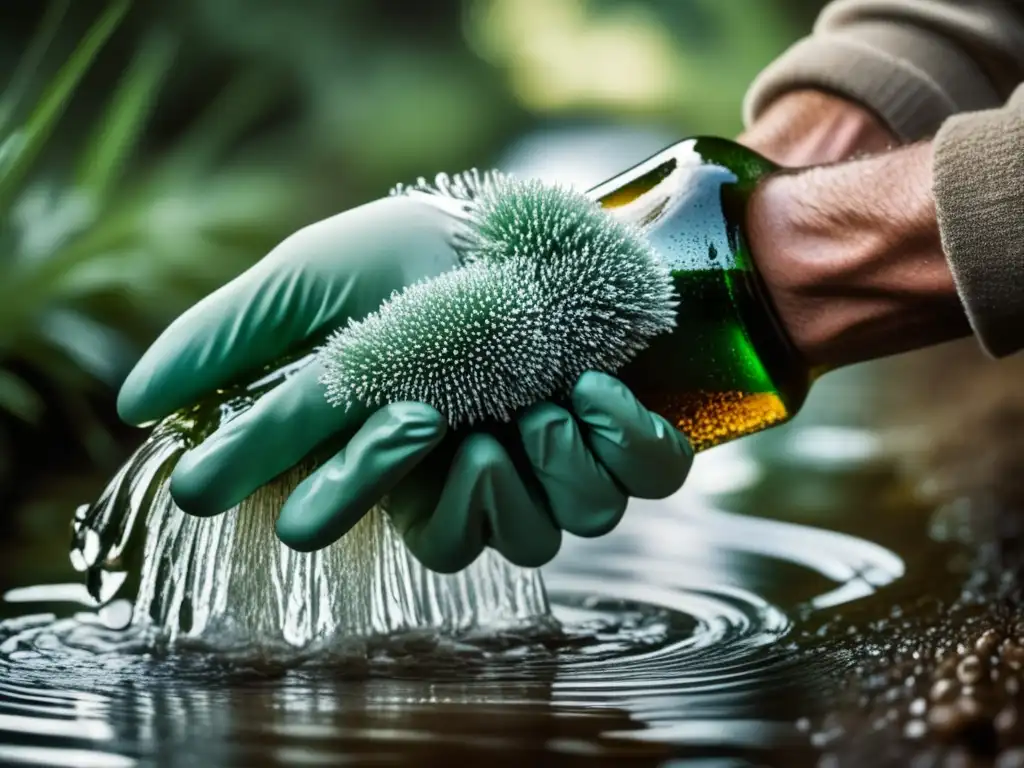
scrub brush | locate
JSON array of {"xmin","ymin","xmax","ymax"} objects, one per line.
[{"xmin": 318, "ymin": 171, "xmax": 677, "ymax": 427}]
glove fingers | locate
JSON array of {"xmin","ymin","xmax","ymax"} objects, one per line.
[
  {"xmin": 275, "ymin": 401, "xmax": 446, "ymax": 552},
  {"xmin": 471, "ymin": 436, "xmax": 562, "ymax": 568},
  {"xmin": 117, "ymin": 199, "xmax": 412, "ymax": 427},
  {"xmin": 118, "ymin": 256, "xmax": 320, "ymax": 427},
  {"xmin": 391, "ymin": 437, "xmax": 485, "ymax": 574},
  {"xmin": 572, "ymin": 371, "xmax": 693, "ymax": 499},
  {"xmin": 518, "ymin": 403, "xmax": 627, "ymax": 538},
  {"xmin": 399, "ymin": 434, "xmax": 561, "ymax": 573},
  {"xmin": 169, "ymin": 361, "xmax": 365, "ymax": 517}
]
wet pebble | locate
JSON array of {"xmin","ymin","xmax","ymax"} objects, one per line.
[
  {"xmin": 953, "ymin": 695, "xmax": 984, "ymax": 721},
  {"xmin": 1005, "ymin": 643, "xmax": 1024, "ymax": 670},
  {"xmin": 996, "ymin": 707, "xmax": 1019, "ymax": 734},
  {"xmin": 997, "ymin": 747, "xmax": 1024, "ymax": 767},
  {"xmin": 799, "ymin": 589, "xmax": 1024, "ymax": 764},
  {"xmin": 957, "ymin": 655, "xmax": 985, "ymax": 685},
  {"xmin": 905, "ymin": 719, "xmax": 927, "ymax": 739},
  {"xmin": 928, "ymin": 704, "xmax": 961, "ymax": 735},
  {"xmin": 931, "ymin": 678, "xmax": 959, "ymax": 703},
  {"xmin": 977, "ymin": 630, "xmax": 1003, "ymax": 658},
  {"xmin": 941, "ymin": 747, "xmax": 971, "ymax": 768},
  {"xmin": 938, "ymin": 656, "xmax": 960, "ymax": 678}
]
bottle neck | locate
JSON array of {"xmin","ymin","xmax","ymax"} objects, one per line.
[{"xmin": 587, "ymin": 136, "xmax": 813, "ymax": 449}]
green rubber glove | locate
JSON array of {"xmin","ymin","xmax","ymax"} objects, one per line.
[
  {"xmin": 374, "ymin": 371, "xmax": 693, "ymax": 573},
  {"xmin": 117, "ymin": 196, "xmax": 693, "ymax": 572}
]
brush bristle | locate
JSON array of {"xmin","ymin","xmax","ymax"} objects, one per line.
[{"xmin": 319, "ymin": 173, "xmax": 677, "ymax": 427}]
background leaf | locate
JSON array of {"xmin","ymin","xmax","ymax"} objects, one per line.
[
  {"xmin": 0, "ymin": 0, "xmax": 823, "ymax": 541},
  {"xmin": 0, "ymin": 0, "xmax": 130, "ymax": 212}
]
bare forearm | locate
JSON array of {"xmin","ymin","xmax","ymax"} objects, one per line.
[
  {"xmin": 738, "ymin": 89, "xmax": 896, "ymax": 166},
  {"xmin": 747, "ymin": 141, "xmax": 971, "ymax": 371}
]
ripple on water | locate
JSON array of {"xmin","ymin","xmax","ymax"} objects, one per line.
[{"xmin": 0, "ymin": 441, "xmax": 908, "ymax": 765}]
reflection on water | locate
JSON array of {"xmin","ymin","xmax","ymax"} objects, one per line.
[{"xmin": 0, "ymin": 404, "xmax": 934, "ymax": 766}]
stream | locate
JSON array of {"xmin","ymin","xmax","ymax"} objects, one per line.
[{"xmin": 0, "ymin": 345, "xmax": 991, "ymax": 767}]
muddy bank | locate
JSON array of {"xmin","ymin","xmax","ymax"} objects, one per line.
[{"xmin": 797, "ymin": 343, "xmax": 1024, "ymax": 767}]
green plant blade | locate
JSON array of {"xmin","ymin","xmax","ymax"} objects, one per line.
[
  {"xmin": 0, "ymin": 0, "xmax": 71, "ymax": 133},
  {"xmin": 76, "ymin": 27, "xmax": 177, "ymax": 202},
  {"xmin": 0, "ymin": 0, "xmax": 131, "ymax": 213},
  {"xmin": 162, "ymin": 67, "xmax": 285, "ymax": 178},
  {"xmin": 0, "ymin": 370, "xmax": 43, "ymax": 424}
]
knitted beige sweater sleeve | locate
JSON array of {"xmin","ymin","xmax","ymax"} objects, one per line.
[
  {"xmin": 744, "ymin": 1, "xmax": 1024, "ymax": 356},
  {"xmin": 933, "ymin": 85, "xmax": 1024, "ymax": 357}
]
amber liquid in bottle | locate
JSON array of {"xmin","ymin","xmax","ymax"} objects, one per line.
[{"xmin": 589, "ymin": 137, "xmax": 810, "ymax": 452}]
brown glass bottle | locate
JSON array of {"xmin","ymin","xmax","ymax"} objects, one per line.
[{"xmin": 590, "ymin": 137, "xmax": 811, "ymax": 452}]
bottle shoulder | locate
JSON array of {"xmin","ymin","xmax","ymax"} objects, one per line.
[{"xmin": 588, "ymin": 137, "xmax": 775, "ymax": 276}]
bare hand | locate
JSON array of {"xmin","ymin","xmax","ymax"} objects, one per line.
[{"xmin": 737, "ymin": 91, "xmax": 969, "ymax": 370}]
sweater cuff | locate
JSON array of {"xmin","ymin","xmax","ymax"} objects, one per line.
[
  {"xmin": 933, "ymin": 86, "xmax": 1024, "ymax": 358},
  {"xmin": 743, "ymin": 21, "xmax": 1000, "ymax": 142}
]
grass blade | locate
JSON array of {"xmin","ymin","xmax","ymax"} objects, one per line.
[
  {"xmin": 0, "ymin": 0, "xmax": 131, "ymax": 212},
  {"xmin": 0, "ymin": 0, "xmax": 71, "ymax": 133},
  {"xmin": 164, "ymin": 67, "xmax": 284, "ymax": 176},
  {"xmin": 0, "ymin": 370, "xmax": 43, "ymax": 424},
  {"xmin": 76, "ymin": 28, "xmax": 177, "ymax": 202}
]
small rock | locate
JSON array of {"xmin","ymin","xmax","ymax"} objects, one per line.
[
  {"xmin": 996, "ymin": 747, "xmax": 1024, "ymax": 768},
  {"xmin": 995, "ymin": 707, "xmax": 1019, "ymax": 734},
  {"xmin": 909, "ymin": 697, "xmax": 928, "ymax": 717},
  {"xmin": 1004, "ymin": 643, "xmax": 1024, "ymax": 670},
  {"xmin": 977, "ymin": 629, "xmax": 1002, "ymax": 658},
  {"xmin": 904, "ymin": 719, "xmax": 927, "ymax": 739},
  {"xmin": 957, "ymin": 655, "xmax": 985, "ymax": 685},
  {"xmin": 931, "ymin": 678, "xmax": 959, "ymax": 703},
  {"xmin": 955, "ymin": 695, "xmax": 984, "ymax": 720},
  {"xmin": 928, "ymin": 703, "xmax": 961, "ymax": 735}
]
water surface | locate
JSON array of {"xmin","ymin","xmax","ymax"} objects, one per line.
[{"xmin": 0, "ymin": 358, "xmax": 975, "ymax": 767}]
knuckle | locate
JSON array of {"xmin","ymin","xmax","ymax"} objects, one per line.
[
  {"xmin": 403, "ymin": 524, "xmax": 481, "ymax": 575},
  {"xmin": 410, "ymin": 541, "xmax": 480, "ymax": 574},
  {"xmin": 565, "ymin": 499, "xmax": 627, "ymax": 538},
  {"xmin": 633, "ymin": 461, "xmax": 689, "ymax": 499},
  {"xmin": 524, "ymin": 402, "xmax": 571, "ymax": 428},
  {"xmin": 502, "ymin": 530, "xmax": 562, "ymax": 569},
  {"xmin": 462, "ymin": 436, "xmax": 508, "ymax": 473}
]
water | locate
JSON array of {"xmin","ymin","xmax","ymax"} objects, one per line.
[
  {"xmin": 65, "ymin": 355, "xmax": 551, "ymax": 652},
  {"xmin": 0, "ymin": 483, "xmax": 914, "ymax": 766},
  {"xmin": 0, "ymin": 348, "xmax": 992, "ymax": 767}
]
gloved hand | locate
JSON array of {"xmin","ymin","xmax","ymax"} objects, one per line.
[{"xmin": 117, "ymin": 195, "xmax": 693, "ymax": 573}]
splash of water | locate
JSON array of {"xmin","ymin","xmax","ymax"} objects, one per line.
[
  {"xmin": 68, "ymin": 355, "xmax": 551, "ymax": 651},
  {"xmin": 0, "ymin": 403, "xmax": 922, "ymax": 764}
]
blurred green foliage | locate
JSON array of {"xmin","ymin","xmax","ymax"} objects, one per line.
[
  {"xmin": 0, "ymin": 0, "xmax": 821, "ymax": 511},
  {"xmin": 0, "ymin": 0, "xmax": 329, "ymax": 501}
]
